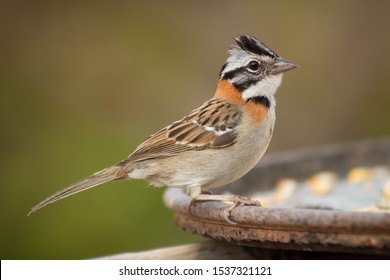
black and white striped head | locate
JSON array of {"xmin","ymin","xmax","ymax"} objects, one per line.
[{"xmin": 220, "ymin": 35, "xmax": 297, "ymax": 101}]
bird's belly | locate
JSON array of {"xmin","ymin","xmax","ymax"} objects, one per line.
[{"xmin": 129, "ymin": 123, "xmax": 273, "ymax": 190}]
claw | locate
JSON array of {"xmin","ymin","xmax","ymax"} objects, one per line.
[{"xmin": 223, "ymin": 202, "xmax": 240, "ymax": 224}]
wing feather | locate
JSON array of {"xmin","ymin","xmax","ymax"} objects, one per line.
[{"xmin": 126, "ymin": 98, "xmax": 242, "ymax": 163}]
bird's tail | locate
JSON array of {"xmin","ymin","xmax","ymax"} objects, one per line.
[{"xmin": 27, "ymin": 165, "xmax": 125, "ymax": 216}]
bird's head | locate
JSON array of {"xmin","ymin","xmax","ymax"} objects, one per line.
[{"xmin": 219, "ymin": 34, "xmax": 297, "ymax": 102}]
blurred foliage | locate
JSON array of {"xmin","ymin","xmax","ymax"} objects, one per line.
[{"xmin": 1, "ymin": 0, "xmax": 390, "ymax": 259}]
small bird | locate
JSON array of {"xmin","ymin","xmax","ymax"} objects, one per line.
[{"xmin": 28, "ymin": 34, "xmax": 297, "ymax": 220}]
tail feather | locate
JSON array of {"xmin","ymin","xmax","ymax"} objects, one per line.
[{"xmin": 27, "ymin": 166, "xmax": 124, "ymax": 216}]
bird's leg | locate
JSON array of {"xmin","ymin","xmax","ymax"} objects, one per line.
[{"xmin": 187, "ymin": 187, "xmax": 213, "ymax": 217}]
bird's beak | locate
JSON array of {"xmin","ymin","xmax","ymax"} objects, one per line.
[{"xmin": 270, "ymin": 58, "xmax": 298, "ymax": 75}]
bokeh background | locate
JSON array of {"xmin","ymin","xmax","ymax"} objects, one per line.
[{"xmin": 1, "ymin": 0, "xmax": 390, "ymax": 259}]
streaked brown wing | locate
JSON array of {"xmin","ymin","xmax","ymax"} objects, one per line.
[{"xmin": 126, "ymin": 98, "xmax": 242, "ymax": 163}]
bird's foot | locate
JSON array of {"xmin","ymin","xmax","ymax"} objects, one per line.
[{"xmin": 189, "ymin": 192, "xmax": 261, "ymax": 224}]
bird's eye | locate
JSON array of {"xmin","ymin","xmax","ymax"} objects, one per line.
[{"xmin": 247, "ymin": 60, "xmax": 260, "ymax": 72}]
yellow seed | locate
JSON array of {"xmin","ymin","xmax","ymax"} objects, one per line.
[
  {"xmin": 308, "ymin": 171, "xmax": 337, "ymax": 195},
  {"xmin": 347, "ymin": 167, "xmax": 371, "ymax": 182},
  {"xmin": 275, "ymin": 179, "xmax": 297, "ymax": 202}
]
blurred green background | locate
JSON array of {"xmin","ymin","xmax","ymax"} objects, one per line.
[{"xmin": 1, "ymin": 0, "xmax": 390, "ymax": 259}]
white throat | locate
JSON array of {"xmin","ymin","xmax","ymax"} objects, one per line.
[{"xmin": 242, "ymin": 74, "xmax": 283, "ymax": 100}]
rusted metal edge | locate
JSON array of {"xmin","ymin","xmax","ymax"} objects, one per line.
[
  {"xmin": 174, "ymin": 214, "xmax": 390, "ymax": 254},
  {"xmin": 164, "ymin": 188, "xmax": 390, "ymax": 234},
  {"xmin": 164, "ymin": 188, "xmax": 390, "ymax": 254}
]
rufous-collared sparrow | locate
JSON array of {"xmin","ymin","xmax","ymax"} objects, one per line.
[{"xmin": 28, "ymin": 34, "xmax": 297, "ymax": 221}]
